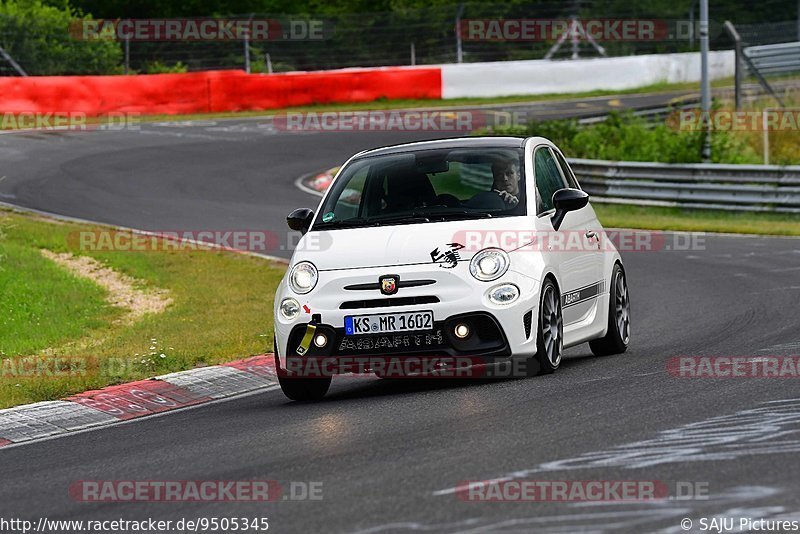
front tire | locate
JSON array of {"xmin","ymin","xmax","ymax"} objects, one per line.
[
  {"xmin": 589, "ymin": 264, "xmax": 630, "ymax": 356},
  {"xmin": 528, "ymin": 278, "xmax": 563, "ymax": 376},
  {"xmin": 278, "ymin": 374, "xmax": 331, "ymax": 401},
  {"xmin": 274, "ymin": 338, "xmax": 331, "ymax": 401}
]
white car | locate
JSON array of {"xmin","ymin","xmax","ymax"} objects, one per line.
[{"xmin": 274, "ymin": 137, "xmax": 630, "ymax": 401}]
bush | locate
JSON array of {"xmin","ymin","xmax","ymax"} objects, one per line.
[
  {"xmin": 481, "ymin": 111, "xmax": 761, "ymax": 164},
  {"xmin": 0, "ymin": 0, "xmax": 121, "ymax": 75},
  {"xmin": 144, "ymin": 60, "xmax": 188, "ymax": 74}
]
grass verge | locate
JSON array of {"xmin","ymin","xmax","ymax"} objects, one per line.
[{"xmin": 0, "ymin": 209, "xmax": 286, "ymax": 409}]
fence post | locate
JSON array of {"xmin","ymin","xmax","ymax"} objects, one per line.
[
  {"xmin": 244, "ymin": 33, "xmax": 251, "ymax": 73},
  {"xmin": 700, "ymin": 0, "xmax": 711, "ymax": 162},
  {"xmin": 763, "ymin": 109, "xmax": 770, "ymax": 165},
  {"xmin": 244, "ymin": 14, "xmax": 254, "ymax": 74},
  {"xmin": 455, "ymin": 3, "xmax": 465, "ymax": 63},
  {"xmin": 410, "ymin": 43, "xmax": 416, "ymax": 65},
  {"xmin": 723, "ymin": 21, "xmax": 741, "ymax": 111},
  {"xmin": 124, "ymin": 35, "xmax": 130, "ymax": 75}
]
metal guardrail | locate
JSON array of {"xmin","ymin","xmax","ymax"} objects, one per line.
[
  {"xmin": 569, "ymin": 158, "xmax": 800, "ymax": 214},
  {"xmin": 744, "ymin": 41, "xmax": 800, "ymax": 77}
]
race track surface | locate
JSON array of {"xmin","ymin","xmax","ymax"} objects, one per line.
[{"xmin": 1, "ymin": 91, "xmax": 799, "ymax": 533}]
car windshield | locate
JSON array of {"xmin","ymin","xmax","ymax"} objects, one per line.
[{"xmin": 313, "ymin": 146, "xmax": 526, "ymax": 230}]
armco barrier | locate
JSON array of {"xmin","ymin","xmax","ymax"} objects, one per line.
[
  {"xmin": 0, "ymin": 67, "xmax": 442, "ymax": 116},
  {"xmin": 570, "ymin": 158, "xmax": 800, "ymax": 213}
]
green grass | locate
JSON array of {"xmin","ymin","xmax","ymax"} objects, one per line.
[
  {"xmin": 0, "ymin": 241, "xmax": 117, "ymax": 356},
  {"xmin": 594, "ymin": 203, "xmax": 800, "ymax": 236},
  {"xmin": 0, "ymin": 210, "xmax": 286, "ymax": 408}
]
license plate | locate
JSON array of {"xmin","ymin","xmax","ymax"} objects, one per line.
[{"xmin": 345, "ymin": 311, "xmax": 434, "ymax": 335}]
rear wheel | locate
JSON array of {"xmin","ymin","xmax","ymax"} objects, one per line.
[
  {"xmin": 589, "ymin": 264, "xmax": 630, "ymax": 356},
  {"xmin": 528, "ymin": 278, "xmax": 563, "ymax": 376}
]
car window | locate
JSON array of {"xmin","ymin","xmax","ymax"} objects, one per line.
[
  {"xmin": 534, "ymin": 147, "xmax": 567, "ymax": 214},
  {"xmin": 313, "ymin": 147, "xmax": 526, "ymax": 229},
  {"xmin": 554, "ymin": 150, "xmax": 580, "ymax": 189}
]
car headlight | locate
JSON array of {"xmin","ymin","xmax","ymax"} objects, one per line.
[
  {"xmin": 488, "ymin": 284, "xmax": 520, "ymax": 305},
  {"xmin": 280, "ymin": 297, "xmax": 300, "ymax": 320},
  {"xmin": 289, "ymin": 262, "xmax": 318, "ymax": 294},
  {"xmin": 469, "ymin": 248, "xmax": 509, "ymax": 282}
]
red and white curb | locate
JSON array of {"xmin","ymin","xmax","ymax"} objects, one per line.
[
  {"xmin": 296, "ymin": 168, "xmax": 336, "ymax": 198},
  {"xmin": 0, "ymin": 355, "xmax": 278, "ymax": 449}
]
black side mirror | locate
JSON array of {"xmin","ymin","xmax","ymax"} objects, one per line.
[
  {"xmin": 551, "ymin": 188, "xmax": 589, "ymax": 231},
  {"xmin": 287, "ymin": 208, "xmax": 315, "ymax": 235}
]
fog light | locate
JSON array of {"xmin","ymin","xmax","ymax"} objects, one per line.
[
  {"xmin": 454, "ymin": 323, "xmax": 470, "ymax": 339},
  {"xmin": 314, "ymin": 333, "xmax": 328, "ymax": 348},
  {"xmin": 280, "ymin": 298, "xmax": 300, "ymax": 320},
  {"xmin": 488, "ymin": 284, "xmax": 520, "ymax": 305}
]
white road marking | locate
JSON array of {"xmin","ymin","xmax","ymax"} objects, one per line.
[{"xmin": 434, "ymin": 399, "xmax": 800, "ymax": 496}]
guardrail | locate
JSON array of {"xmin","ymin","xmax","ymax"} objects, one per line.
[
  {"xmin": 569, "ymin": 159, "xmax": 800, "ymax": 213},
  {"xmin": 744, "ymin": 41, "xmax": 800, "ymax": 77}
]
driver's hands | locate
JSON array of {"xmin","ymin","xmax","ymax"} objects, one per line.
[{"xmin": 494, "ymin": 189, "xmax": 519, "ymax": 207}]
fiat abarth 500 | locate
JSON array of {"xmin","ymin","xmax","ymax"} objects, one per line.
[{"xmin": 274, "ymin": 137, "xmax": 630, "ymax": 400}]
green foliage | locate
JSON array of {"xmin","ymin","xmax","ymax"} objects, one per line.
[
  {"xmin": 0, "ymin": 0, "xmax": 121, "ymax": 75},
  {"xmin": 144, "ymin": 60, "xmax": 188, "ymax": 73},
  {"xmin": 483, "ymin": 111, "xmax": 761, "ymax": 164}
]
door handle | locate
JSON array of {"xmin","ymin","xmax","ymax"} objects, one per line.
[{"xmin": 585, "ymin": 231, "xmax": 597, "ymax": 240}]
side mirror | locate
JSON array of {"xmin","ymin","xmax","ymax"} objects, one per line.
[
  {"xmin": 551, "ymin": 188, "xmax": 589, "ymax": 231},
  {"xmin": 287, "ymin": 208, "xmax": 315, "ymax": 235}
]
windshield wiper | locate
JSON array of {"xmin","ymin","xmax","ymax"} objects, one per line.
[
  {"xmin": 313, "ymin": 216, "xmax": 430, "ymax": 230},
  {"xmin": 312, "ymin": 218, "xmax": 372, "ymax": 230},
  {"xmin": 368, "ymin": 213, "xmax": 432, "ymax": 225},
  {"xmin": 314, "ymin": 211, "xmax": 496, "ymax": 230},
  {"xmin": 422, "ymin": 210, "xmax": 495, "ymax": 221}
]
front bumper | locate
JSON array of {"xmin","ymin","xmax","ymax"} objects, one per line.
[
  {"xmin": 274, "ymin": 261, "xmax": 541, "ymax": 372},
  {"xmin": 278, "ymin": 312, "xmax": 512, "ymax": 377}
]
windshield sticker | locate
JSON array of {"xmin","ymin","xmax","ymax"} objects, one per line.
[
  {"xmin": 430, "ymin": 243, "xmax": 465, "ymax": 269},
  {"xmin": 322, "ymin": 212, "xmax": 335, "ymax": 223}
]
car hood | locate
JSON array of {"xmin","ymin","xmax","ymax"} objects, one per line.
[{"xmin": 295, "ymin": 217, "xmax": 528, "ymax": 271}]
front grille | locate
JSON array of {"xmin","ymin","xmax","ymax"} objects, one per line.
[
  {"xmin": 343, "ymin": 279, "xmax": 436, "ymax": 291},
  {"xmin": 523, "ymin": 311, "xmax": 533, "ymax": 339},
  {"xmin": 340, "ymin": 296, "xmax": 440, "ymax": 310}
]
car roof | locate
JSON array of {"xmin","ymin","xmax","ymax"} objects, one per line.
[{"xmin": 354, "ymin": 136, "xmax": 527, "ymax": 158}]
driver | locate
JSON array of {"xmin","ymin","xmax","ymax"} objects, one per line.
[{"xmin": 491, "ymin": 158, "xmax": 520, "ymax": 207}]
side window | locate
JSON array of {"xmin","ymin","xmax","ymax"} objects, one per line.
[
  {"xmin": 554, "ymin": 150, "xmax": 580, "ymax": 189},
  {"xmin": 534, "ymin": 148, "xmax": 568, "ymax": 214}
]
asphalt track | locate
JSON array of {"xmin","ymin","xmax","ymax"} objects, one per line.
[{"xmin": 1, "ymin": 91, "xmax": 800, "ymax": 533}]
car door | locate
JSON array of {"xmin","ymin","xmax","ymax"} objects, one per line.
[
  {"xmin": 552, "ymin": 148, "xmax": 606, "ymax": 323},
  {"xmin": 533, "ymin": 146, "xmax": 604, "ymax": 327}
]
